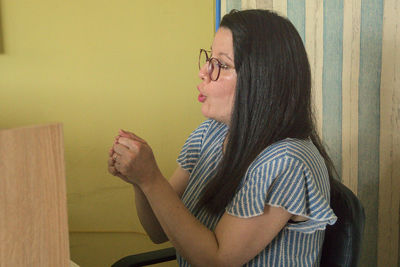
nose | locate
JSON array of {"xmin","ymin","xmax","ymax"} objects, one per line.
[{"xmin": 198, "ymin": 63, "xmax": 209, "ymax": 81}]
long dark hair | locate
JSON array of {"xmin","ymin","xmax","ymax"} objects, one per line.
[{"xmin": 197, "ymin": 9, "xmax": 336, "ymax": 215}]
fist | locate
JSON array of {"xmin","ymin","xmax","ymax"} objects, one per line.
[{"xmin": 108, "ymin": 130, "xmax": 161, "ymax": 186}]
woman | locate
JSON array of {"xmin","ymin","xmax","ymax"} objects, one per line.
[{"xmin": 108, "ymin": 9, "xmax": 337, "ymax": 266}]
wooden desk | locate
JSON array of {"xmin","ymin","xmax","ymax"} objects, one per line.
[{"xmin": 0, "ymin": 124, "xmax": 70, "ymax": 266}]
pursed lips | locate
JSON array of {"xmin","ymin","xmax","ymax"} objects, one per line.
[{"xmin": 197, "ymin": 86, "xmax": 206, "ymax": 103}]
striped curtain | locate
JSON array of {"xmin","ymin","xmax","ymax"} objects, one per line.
[{"xmin": 220, "ymin": 1, "xmax": 400, "ymax": 267}]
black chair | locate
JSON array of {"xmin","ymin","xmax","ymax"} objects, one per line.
[
  {"xmin": 319, "ymin": 178, "xmax": 365, "ymax": 267},
  {"xmin": 112, "ymin": 178, "xmax": 365, "ymax": 267},
  {"xmin": 111, "ymin": 247, "xmax": 176, "ymax": 267}
]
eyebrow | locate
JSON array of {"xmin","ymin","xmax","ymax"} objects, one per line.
[
  {"xmin": 210, "ymin": 47, "xmax": 234, "ymax": 63},
  {"xmin": 218, "ymin": 52, "xmax": 233, "ymax": 62}
]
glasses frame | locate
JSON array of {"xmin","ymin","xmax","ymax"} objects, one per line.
[{"xmin": 198, "ymin": 48, "xmax": 227, "ymax": 81}]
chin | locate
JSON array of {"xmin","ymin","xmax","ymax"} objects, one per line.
[
  {"xmin": 201, "ymin": 109, "xmax": 230, "ymax": 125},
  {"xmin": 203, "ymin": 115, "xmax": 230, "ymax": 125}
]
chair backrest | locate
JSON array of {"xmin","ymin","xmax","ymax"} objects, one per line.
[{"xmin": 320, "ymin": 178, "xmax": 365, "ymax": 267}]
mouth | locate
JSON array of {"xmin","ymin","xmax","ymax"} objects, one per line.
[
  {"xmin": 197, "ymin": 86, "xmax": 206, "ymax": 103},
  {"xmin": 198, "ymin": 93, "xmax": 206, "ymax": 103}
]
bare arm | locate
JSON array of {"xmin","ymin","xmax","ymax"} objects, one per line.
[
  {"xmin": 108, "ymin": 131, "xmax": 190, "ymax": 243},
  {"xmin": 111, "ymin": 132, "xmax": 293, "ymax": 266},
  {"xmin": 133, "ymin": 167, "xmax": 189, "ymax": 243},
  {"xmin": 140, "ymin": 174, "xmax": 292, "ymax": 267}
]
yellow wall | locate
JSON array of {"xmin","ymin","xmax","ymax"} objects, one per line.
[{"xmin": 0, "ymin": 1, "xmax": 214, "ymax": 266}]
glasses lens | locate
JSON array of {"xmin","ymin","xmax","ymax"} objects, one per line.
[
  {"xmin": 199, "ymin": 50, "xmax": 208, "ymax": 70},
  {"xmin": 209, "ymin": 58, "xmax": 220, "ymax": 81}
]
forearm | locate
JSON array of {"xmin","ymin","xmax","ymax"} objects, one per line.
[
  {"xmin": 140, "ymin": 175, "xmax": 224, "ymax": 267},
  {"xmin": 133, "ymin": 185, "xmax": 169, "ymax": 244},
  {"xmin": 111, "ymin": 133, "xmax": 225, "ymax": 265}
]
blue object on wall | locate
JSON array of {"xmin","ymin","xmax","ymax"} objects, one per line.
[{"xmin": 216, "ymin": 0, "xmax": 221, "ymax": 32}]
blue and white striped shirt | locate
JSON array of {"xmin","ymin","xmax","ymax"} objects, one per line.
[{"xmin": 177, "ymin": 119, "xmax": 337, "ymax": 266}]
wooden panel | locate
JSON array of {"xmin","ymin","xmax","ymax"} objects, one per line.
[
  {"xmin": 256, "ymin": 0, "xmax": 273, "ymax": 10},
  {"xmin": 241, "ymin": 0, "xmax": 257, "ymax": 10},
  {"xmin": 272, "ymin": 0, "xmax": 287, "ymax": 16},
  {"xmin": 305, "ymin": 0, "xmax": 324, "ymax": 138},
  {"xmin": 341, "ymin": 0, "xmax": 361, "ymax": 194},
  {"xmin": 378, "ymin": 0, "xmax": 400, "ymax": 265},
  {"xmin": 357, "ymin": 1, "xmax": 383, "ymax": 265},
  {"xmin": 322, "ymin": 0, "xmax": 343, "ymax": 176},
  {"xmin": 0, "ymin": 124, "xmax": 70, "ymax": 266}
]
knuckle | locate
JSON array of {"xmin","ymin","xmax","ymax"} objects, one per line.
[
  {"xmin": 108, "ymin": 166, "xmax": 115, "ymax": 174},
  {"xmin": 132, "ymin": 144, "xmax": 140, "ymax": 152},
  {"xmin": 127, "ymin": 156, "xmax": 135, "ymax": 166},
  {"xmin": 120, "ymin": 166, "xmax": 128, "ymax": 175}
]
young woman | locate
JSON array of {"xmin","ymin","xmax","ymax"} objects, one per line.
[{"xmin": 108, "ymin": 9, "xmax": 337, "ymax": 266}]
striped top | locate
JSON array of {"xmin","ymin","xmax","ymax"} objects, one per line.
[{"xmin": 176, "ymin": 120, "xmax": 337, "ymax": 266}]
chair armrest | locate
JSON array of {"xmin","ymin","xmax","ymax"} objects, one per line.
[{"xmin": 111, "ymin": 247, "xmax": 176, "ymax": 267}]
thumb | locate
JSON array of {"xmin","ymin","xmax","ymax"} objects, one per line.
[
  {"xmin": 119, "ymin": 129, "xmax": 146, "ymax": 143},
  {"xmin": 117, "ymin": 136, "xmax": 141, "ymax": 152}
]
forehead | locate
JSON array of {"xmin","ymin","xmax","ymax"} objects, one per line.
[{"xmin": 211, "ymin": 27, "xmax": 234, "ymax": 56}]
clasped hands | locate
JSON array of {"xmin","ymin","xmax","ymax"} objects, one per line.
[{"xmin": 108, "ymin": 129, "xmax": 161, "ymax": 187}]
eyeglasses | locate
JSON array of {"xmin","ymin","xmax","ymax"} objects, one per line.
[{"xmin": 198, "ymin": 49, "xmax": 230, "ymax": 81}]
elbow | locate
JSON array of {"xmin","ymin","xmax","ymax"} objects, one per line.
[
  {"xmin": 191, "ymin": 260, "xmax": 239, "ymax": 267},
  {"xmin": 214, "ymin": 259, "xmax": 240, "ymax": 267},
  {"xmin": 189, "ymin": 254, "xmax": 241, "ymax": 267},
  {"xmin": 151, "ymin": 238, "xmax": 168, "ymax": 244},
  {"xmin": 148, "ymin": 234, "xmax": 169, "ymax": 244},
  {"xmin": 212, "ymin": 251, "xmax": 244, "ymax": 267}
]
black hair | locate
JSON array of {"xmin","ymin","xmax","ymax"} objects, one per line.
[{"xmin": 197, "ymin": 9, "xmax": 336, "ymax": 214}]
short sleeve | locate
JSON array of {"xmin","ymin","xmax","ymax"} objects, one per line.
[
  {"xmin": 226, "ymin": 155, "xmax": 337, "ymax": 233},
  {"xmin": 177, "ymin": 120, "xmax": 212, "ymax": 173}
]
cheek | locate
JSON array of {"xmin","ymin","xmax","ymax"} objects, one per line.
[
  {"xmin": 211, "ymin": 89, "xmax": 235, "ymax": 109},
  {"xmin": 201, "ymin": 77, "xmax": 237, "ymax": 120},
  {"xmin": 214, "ymin": 88, "xmax": 236, "ymax": 116},
  {"xmin": 224, "ymin": 93, "xmax": 235, "ymax": 112},
  {"xmin": 225, "ymin": 83, "xmax": 236, "ymax": 109},
  {"xmin": 201, "ymin": 92, "xmax": 233, "ymax": 116}
]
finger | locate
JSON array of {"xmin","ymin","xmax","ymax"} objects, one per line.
[
  {"xmin": 108, "ymin": 147, "xmax": 114, "ymax": 157},
  {"xmin": 108, "ymin": 160, "xmax": 131, "ymax": 183},
  {"xmin": 109, "ymin": 153, "xmax": 120, "ymax": 164},
  {"xmin": 113, "ymin": 160, "xmax": 126, "ymax": 176},
  {"xmin": 109, "ymin": 134, "xmax": 122, "ymax": 157},
  {"xmin": 108, "ymin": 157, "xmax": 115, "ymax": 166},
  {"xmin": 108, "ymin": 165, "xmax": 119, "ymax": 176},
  {"xmin": 119, "ymin": 129, "xmax": 146, "ymax": 143},
  {"xmin": 112, "ymin": 143, "xmax": 131, "ymax": 156},
  {"xmin": 117, "ymin": 137, "xmax": 140, "ymax": 152}
]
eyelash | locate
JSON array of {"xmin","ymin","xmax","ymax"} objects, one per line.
[
  {"xmin": 210, "ymin": 53, "xmax": 230, "ymax": 69},
  {"xmin": 213, "ymin": 60, "xmax": 229, "ymax": 69},
  {"xmin": 219, "ymin": 63, "xmax": 229, "ymax": 69}
]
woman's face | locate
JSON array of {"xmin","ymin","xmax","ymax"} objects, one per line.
[{"xmin": 197, "ymin": 27, "xmax": 237, "ymax": 125}]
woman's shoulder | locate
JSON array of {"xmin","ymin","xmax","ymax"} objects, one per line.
[
  {"xmin": 252, "ymin": 138, "xmax": 324, "ymax": 170},
  {"xmin": 193, "ymin": 119, "xmax": 227, "ymax": 139},
  {"xmin": 202, "ymin": 119, "xmax": 227, "ymax": 131}
]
